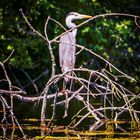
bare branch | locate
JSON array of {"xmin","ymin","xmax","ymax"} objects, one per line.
[
  {"xmin": 19, "ymin": 9, "xmax": 46, "ymax": 41},
  {"xmin": 3, "ymin": 49, "xmax": 15, "ymax": 63}
]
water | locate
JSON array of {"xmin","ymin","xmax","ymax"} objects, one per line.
[
  {"xmin": 0, "ymin": 119, "xmax": 140, "ymax": 139},
  {"xmin": 0, "ymin": 97, "xmax": 140, "ymax": 139}
]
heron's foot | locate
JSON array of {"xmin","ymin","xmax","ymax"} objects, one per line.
[{"xmin": 61, "ymin": 88, "xmax": 65, "ymax": 94}]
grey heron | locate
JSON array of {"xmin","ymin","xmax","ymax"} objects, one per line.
[{"xmin": 59, "ymin": 12, "xmax": 92, "ymax": 91}]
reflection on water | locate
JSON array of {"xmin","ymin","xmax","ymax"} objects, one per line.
[{"xmin": 0, "ymin": 119, "xmax": 140, "ymax": 139}]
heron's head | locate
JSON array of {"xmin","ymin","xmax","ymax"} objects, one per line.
[{"xmin": 66, "ymin": 12, "xmax": 93, "ymax": 21}]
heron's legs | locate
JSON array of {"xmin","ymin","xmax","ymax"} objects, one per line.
[
  {"xmin": 70, "ymin": 72, "xmax": 75, "ymax": 92},
  {"xmin": 62, "ymin": 80, "xmax": 66, "ymax": 94}
]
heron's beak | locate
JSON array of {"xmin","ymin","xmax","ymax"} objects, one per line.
[{"xmin": 82, "ymin": 14, "xmax": 93, "ymax": 19}]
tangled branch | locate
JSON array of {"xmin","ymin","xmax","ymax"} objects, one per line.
[{"xmin": 0, "ymin": 10, "xmax": 140, "ymax": 137}]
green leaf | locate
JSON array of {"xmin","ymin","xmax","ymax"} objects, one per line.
[{"xmin": 7, "ymin": 45, "xmax": 13, "ymax": 50}]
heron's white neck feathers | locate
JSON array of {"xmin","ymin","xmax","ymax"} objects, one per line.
[{"xmin": 65, "ymin": 16, "xmax": 77, "ymax": 37}]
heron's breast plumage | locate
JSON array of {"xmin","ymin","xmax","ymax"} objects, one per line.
[{"xmin": 59, "ymin": 32, "xmax": 76, "ymax": 82}]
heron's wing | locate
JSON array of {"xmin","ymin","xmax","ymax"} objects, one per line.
[{"xmin": 59, "ymin": 32, "xmax": 76, "ymax": 70}]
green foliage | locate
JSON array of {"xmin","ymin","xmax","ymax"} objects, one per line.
[{"xmin": 0, "ymin": 0, "xmax": 140, "ymax": 94}]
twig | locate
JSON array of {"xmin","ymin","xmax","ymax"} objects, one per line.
[
  {"xmin": 3, "ymin": 49, "xmax": 14, "ymax": 63},
  {"xmin": 8, "ymin": 65, "xmax": 24, "ymax": 90},
  {"xmin": 23, "ymin": 70, "xmax": 48, "ymax": 88},
  {"xmin": 135, "ymin": 17, "xmax": 140, "ymax": 29},
  {"xmin": 19, "ymin": 68, "xmax": 39, "ymax": 94},
  {"xmin": 19, "ymin": 9, "xmax": 46, "ymax": 41},
  {"xmin": 0, "ymin": 89, "xmax": 25, "ymax": 94},
  {"xmin": 44, "ymin": 16, "xmax": 50, "ymax": 42},
  {"xmin": 50, "ymin": 17, "xmax": 66, "ymax": 31},
  {"xmin": 0, "ymin": 62, "xmax": 15, "ymax": 125}
]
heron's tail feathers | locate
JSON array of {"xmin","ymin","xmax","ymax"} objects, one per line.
[
  {"xmin": 64, "ymin": 76, "xmax": 70, "ymax": 83},
  {"xmin": 62, "ymin": 67, "xmax": 72, "ymax": 82}
]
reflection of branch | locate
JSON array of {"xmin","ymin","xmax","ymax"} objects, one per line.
[{"xmin": 0, "ymin": 96, "xmax": 26, "ymax": 137}]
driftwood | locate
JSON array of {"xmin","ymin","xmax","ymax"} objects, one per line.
[{"xmin": 0, "ymin": 9, "xmax": 140, "ymax": 137}]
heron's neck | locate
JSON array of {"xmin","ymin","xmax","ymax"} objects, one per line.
[{"xmin": 66, "ymin": 18, "xmax": 77, "ymax": 37}]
